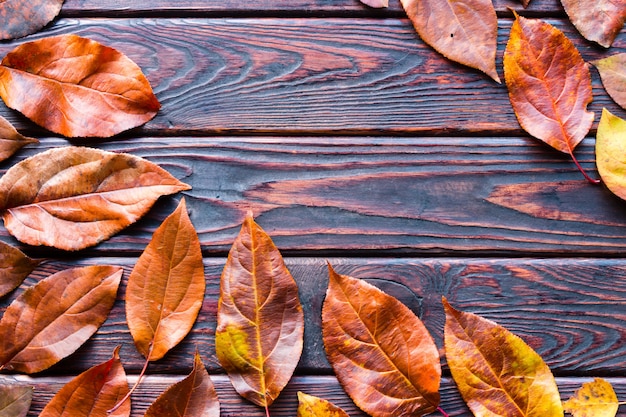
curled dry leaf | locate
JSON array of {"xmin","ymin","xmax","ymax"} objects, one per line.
[
  {"xmin": 0, "ymin": 34, "xmax": 160, "ymax": 137},
  {"xmin": 0, "ymin": 265, "xmax": 122, "ymax": 374},
  {"xmin": 399, "ymin": 0, "xmax": 500, "ymax": 82},
  {"xmin": 593, "ymin": 54, "xmax": 626, "ymax": 111},
  {"xmin": 596, "ymin": 109, "xmax": 626, "ymax": 201},
  {"xmin": 39, "ymin": 346, "xmax": 130, "ymax": 417},
  {"xmin": 0, "ymin": 146, "xmax": 191, "ymax": 251},
  {"xmin": 563, "ymin": 378, "xmax": 619, "ymax": 417},
  {"xmin": 443, "ymin": 297, "xmax": 563, "ymax": 417},
  {"xmin": 0, "ymin": 116, "xmax": 37, "ymax": 163},
  {"xmin": 560, "ymin": 0, "xmax": 626, "ymax": 48},
  {"xmin": 297, "ymin": 392, "xmax": 350, "ymax": 417},
  {"xmin": 359, "ymin": 0, "xmax": 388, "ymax": 8},
  {"xmin": 216, "ymin": 216, "xmax": 304, "ymax": 410},
  {"xmin": 0, "ymin": 378, "xmax": 33, "ymax": 417},
  {"xmin": 322, "ymin": 264, "xmax": 441, "ymax": 417},
  {"xmin": 0, "ymin": 0, "xmax": 64, "ymax": 40},
  {"xmin": 0, "ymin": 241, "xmax": 40, "ymax": 298}
]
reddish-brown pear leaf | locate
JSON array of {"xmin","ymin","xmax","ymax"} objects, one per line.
[
  {"xmin": 0, "ymin": 380, "xmax": 32, "ymax": 417},
  {"xmin": 0, "ymin": 116, "xmax": 37, "ymax": 162},
  {"xmin": 297, "ymin": 392, "xmax": 350, "ymax": 417},
  {"xmin": 215, "ymin": 216, "xmax": 304, "ymax": 410},
  {"xmin": 39, "ymin": 346, "xmax": 130, "ymax": 417},
  {"xmin": 399, "ymin": 0, "xmax": 500, "ymax": 82},
  {"xmin": 0, "ymin": 0, "xmax": 64, "ymax": 40},
  {"xmin": 144, "ymin": 351, "xmax": 220, "ymax": 417},
  {"xmin": 560, "ymin": 0, "xmax": 626, "ymax": 48},
  {"xmin": 0, "ymin": 241, "xmax": 40, "ymax": 298},
  {"xmin": 593, "ymin": 54, "xmax": 626, "ymax": 110},
  {"xmin": 443, "ymin": 297, "xmax": 563, "ymax": 417},
  {"xmin": 0, "ymin": 265, "xmax": 122, "ymax": 374},
  {"xmin": 0, "ymin": 34, "xmax": 160, "ymax": 137},
  {"xmin": 563, "ymin": 378, "xmax": 619, "ymax": 417},
  {"xmin": 0, "ymin": 146, "xmax": 191, "ymax": 251},
  {"xmin": 322, "ymin": 264, "xmax": 441, "ymax": 417}
]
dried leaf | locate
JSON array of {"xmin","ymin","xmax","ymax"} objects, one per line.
[
  {"xmin": 443, "ymin": 297, "xmax": 563, "ymax": 417},
  {"xmin": 0, "ymin": 116, "xmax": 37, "ymax": 162},
  {"xmin": 399, "ymin": 0, "xmax": 500, "ymax": 82},
  {"xmin": 126, "ymin": 198, "xmax": 204, "ymax": 361},
  {"xmin": 0, "ymin": 146, "xmax": 190, "ymax": 251},
  {"xmin": 297, "ymin": 392, "xmax": 349, "ymax": 417},
  {"xmin": 0, "ymin": 241, "xmax": 40, "ymax": 298},
  {"xmin": 0, "ymin": 379, "xmax": 32, "ymax": 417},
  {"xmin": 520, "ymin": 0, "xmax": 531, "ymax": 7},
  {"xmin": 322, "ymin": 264, "xmax": 440, "ymax": 417},
  {"xmin": 359, "ymin": 0, "xmax": 388, "ymax": 8},
  {"xmin": 39, "ymin": 346, "xmax": 130, "ymax": 417},
  {"xmin": 215, "ymin": 216, "xmax": 304, "ymax": 409},
  {"xmin": 563, "ymin": 378, "xmax": 619, "ymax": 417},
  {"xmin": 596, "ymin": 109, "xmax": 626, "ymax": 201},
  {"xmin": 0, "ymin": 0, "xmax": 64, "ymax": 40},
  {"xmin": 593, "ymin": 54, "xmax": 626, "ymax": 110},
  {"xmin": 0, "ymin": 265, "xmax": 122, "ymax": 374},
  {"xmin": 560, "ymin": 0, "xmax": 626, "ymax": 48},
  {"xmin": 0, "ymin": 34, "xmax": 160, "ymax": 137},
  {"xmin": 145, "ymin": 351, "xmax": 220, "ymax": 417}
]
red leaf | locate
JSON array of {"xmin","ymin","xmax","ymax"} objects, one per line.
[
  {"xmin": 0, "ymin": 116, "xmax": 37, "ymax": 163},
  {"xmin": 560, "ymin": 0, "xmax": 626, "ymax": 48},
  {"xmin": 0, "ymin": 241, "xmax": 40, "ymax": 298}
]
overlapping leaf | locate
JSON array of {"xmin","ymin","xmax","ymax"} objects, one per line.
[
  {"xmin": 215, "ymin": 216, "xmax": 304, "ymax": 410},
  {"xmin": 0, "ymin": 241, "xmax": 40, "ymax": 298},
  {"xmin": 0, "ymin": 265, "xmax": 122, "ymax": 374},
  {"xmin": 593, "ymin": 54, "xmax": 626, "ymax": 110},
  {"xmin": 0, "ymin": 146, "xmax": 190, "ymax": 251},
  {"xmin": 0, "ymin": 0, "xmax": 64, "ymax": 40},
  {"xmin": 0, "ymin": 34, "xmax": 160, "ymax": 137},
  {"xmin": 322, "ymin": 264, "xmax": 441, "ymax": 417},
  {"xmin": 0, "ymin": 116, "xmax": 37, "ymax": 162},
  {"xmin": 563, "ymin": 378, "xmax": 619, "ymax": 417},
  {"xmin": 0, "ymin": 379, "xmax": 32, "ymax": 417},
  {"xmin": 39, "ymin": 346, "xmax": 130, "ymax": 417},
  {"xmin": 596, "ymin": 109, "xmax": 626, "ymax": 201},
  {"xmin": 560, "ymin": 0, "xmax": 626, "ymax": 48},
  {"xmin": 443, "ymin": 298, "xmax": 563, "ymax": 417},
  {"xmin": 297, "ymin": 392, "xmax": 349, "ymax": 417}
]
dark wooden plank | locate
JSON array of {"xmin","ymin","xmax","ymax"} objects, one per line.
[{"xmin": 0, "ymin": 18, "xmax": 623, "ymax": 136}]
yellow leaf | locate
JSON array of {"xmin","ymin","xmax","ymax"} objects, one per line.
[
  {"xmin": 596, "ymin": 109, "xmax": 626, "ymax": 201},
  {"xmin": 563, "ymin": 378, "xmax": 619, "ymax": 417}
]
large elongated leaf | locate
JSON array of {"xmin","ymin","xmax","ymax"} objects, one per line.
[
  {"xmin": 0, "ymin": 34, "xmax": 160, "ymax": 137},
  {"xmin": 0, "ymin": 241, "xmax": 40, "ymax": 298},
  {"xmin": 0, "ymin": 265, "xmax": 122, "ymax": 374},
  {"xmin": 593, "ymin": 54, "xmax": 626, "ymax": 110},
  {"xmin": 443, "ymin": 298, "xmax": 563, "ymax": 417},
  {"xmin": 0, "ymin": 116, "xmax": 37, "ymax": 162},
  {"xmin": 0, "ymin": 146, "xmax": 190, "ymax": 251},
  {"xmin": 0, "ymin": 379, "xmax": 32, "ymax": 417},
  {"xmin": 0, "ymin": 0, "xmax": 64, "ymax": 40},
  {"xmin": 215, "ymin": 216, "xmax": 304, "ymax": 410},
  {"xmin": 39, "ymin": 346, "xmax": 130, "ymax": 417},
  {"xmin": 596, "ymin": 109, "xmax": 626, "ymax": 201},
  {"xmin": 399, "ymin": 0, "xmax": 500, "ymax": 82},
  {"xmin": 563, "ymin": 378, "xmax": 619, "ymax": 417},
  {"xmin": 297, "ymin": 392, "xmax": 349, "ymax": 417},
  {"xmin": 560, "ymin": 0, "xmax": 626, "ymax": 48},
  {"xmin": 322, "ymin": 264, "xmax": 441, "ymax": 417}
]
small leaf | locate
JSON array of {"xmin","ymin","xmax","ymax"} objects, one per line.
[
  {"xmin": 443, "ymin": 297, "xmax": 563, "ymax": 417},
  {"xmin": 322, "ymin": 264, "xmax": 441, "ymax": 417},
  {"xmin": 560, "ymin": 0, "xmax": 626, "ymax": 48},
  {"xmin": 297, "ymin": 392, "xmax": 349, "ymax": 417},
  {"xmin": 0, "ymin": 0, "xmax": 64, "ymax": 40},
  {"xmin": 0, "ymin": 116, "xmax": 37, "ymax": 162},
  {"xmin": 399, "ymin": 0, "xmax": 500, "ymax": 82},
  {"xmin": 520, "ymin": 0, "xmax": 531, "ymax": 7},
  {"xmin": 593, "ymin": 54, "xmax": 626, "ymax": 111},
  {"xmin": 0, "ymin": 146, "xmax": 191, "ymax": 251},
  {"xmin": 215, "ymin": 216, "xmax": 304, "ymax": 409},
  {"xmin": 144, "ymin": 351, "xmax": 220, "ymax": 417},
  {"xmin": 359, "ymin": 0, "xmax": 388, "ymax": 8},
  {"xmin": 563, "ymin": 378, "xmax": 619, "ymax": 417},
  {"xmin": 596, "ymin": 109, "xmax": 626, "ymax": 201},
  {"xmin": 0, "ymin": 265, "xmax": 122, "ymax": 373},
  {"xmin": 0, "ymin": 34, "xmax": 160, "ymax": 137},
  {"xmin": 0, "ymin": 379, "xmax": 33, "ymax": 417},
  {"xmin": 39, "ymin": 346, "xmax": 130, "ymax": 417},
  {"xmin": 0, "ymin": 241, "xmax": 40, "ymax": 298}
]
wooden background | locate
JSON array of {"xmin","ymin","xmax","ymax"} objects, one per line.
[{"xmin": 1, "ymin": 0, "xmax": 626, "ymax": 416}]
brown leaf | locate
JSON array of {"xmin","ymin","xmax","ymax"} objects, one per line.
[
  {"xmin": 0, "ymin": 146, "xmax": 190, "ymax": 251},
  {"xmin": 560, "ymin": 0, "xmax": 626, "ymax": 48},
  {"xmin": 0, "ymin": 379, "xmax": 33, "ymax": 417},
  {"xmin": 215, "ymin": 216, "xmax": 304, "ymax": 409},
  {"xmin": 593, "ymin": 54, "xmax": 626, "ymax": 111},
  {"xmin": 596, "ymin": 109, "xmax": 626, "ymax": 201},
  {"xmin": 520, "ymin": 0, "xmax": 531, "ymax": 7},
  {"xmin": 359, "ymin": 0, "xmax": 388, "ymax": 8},
  {"xmin": 0, "ymin": 265, "xmax": 122, "ymax": 374},
  {"xmin": 39, "ymin": 346, "xmax": 130, "ymax": 417},
  {"xmin": 443, "ymin": 297, "xmax": 563, "ymax": 417},
  {"xmin": 399, "ymin": 0, "xmax": 500, "ymax": 82},
  {"xmin": 0, "ymin": 0, "xmax": 64, "ymax": 40},
  {"xmin": 322, "ymin": 264, "xmax": 441, "ymax": 417},
  {"xmin": 0, "ymin": 241, "xmax": 40, "ymax": 298},
  {"xmin": 297, "ymin": 392, "xmax": 349, "ymax": 417},
  {"xmin": 145, "ymin": 351, "xmax": 220, "ymax": 417},
  {"xmin": 0, "ymin": 34, "xmax": 160, "ymax": 137},
  {"xmin": 0, "ymin": 116, "xmax": 37, "ymax": 162},
  {"xmin": 563, "ymin": 378, "xmax": 619, "ymax": 417},
  {"xmin": 126, "ymin": 198, "xmax": 204, "ymax": 361}
]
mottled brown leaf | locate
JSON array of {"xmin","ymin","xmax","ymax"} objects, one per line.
[
  {"xmin": 560, "ymin": 0, "xmax": 626, "ymax": 48},
  {"xmin": 0, "ymin": 34, "xmax": 160, "ymax": 137},
  {"xmin": 216, "ymin": 216, "xmax": 304, "ymax": 410},
  {"xmin": 0, "ymin": 265, "xmax": 122, "ymax": 374},
  {"xmin": 0, "ymin": 146, "xmax": 190, "ymax": 251},
  {"xmin": 593, "ymin": 54, "xmax": 626, "ymax": 110},
  {"xmin": 0, "ymin": 241, "xmax": 40, "ymax": 298},
  {"xmin": 0, "ymin": 379, "xmax": 32, "ymax": 417},
  {"xmin": 563, "ymin": 378, "xmax": 619, "ymax": 417},
  {"xmin": 322, "ymin": 264, "xmax": 440, "ymax": 417},
  {"xmin": 596, "ymin": 109, "xmax": 626, "ymax": 201},
  {"xmin": 297, "ymin": 392, "xmax": 349, "ymax": 417},
  {"xmin": 0, "ymin": 0, "xmax": 64, "ymax": 40},
  {"xmin": 0, "ymin": 116, "xmax": 37, "ymax": 162}
]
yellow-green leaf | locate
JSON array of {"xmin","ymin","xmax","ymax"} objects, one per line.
[
  {"xmin": 563, "ymin": 378, "xmax": 619, "ymax": 417},
  {"xmin": 596, "ymin": 109, "xmax": 626, "ymax": 201},
  {"xmin": 297, "ymin": 392, "xmax": 349, "ymax": 417},
  {"xmin": 593, "ymin": 54, "xmax": 626, "ymax": 111}
]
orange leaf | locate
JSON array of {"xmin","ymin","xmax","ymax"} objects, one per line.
[
  {"xmin": 593, "ymin": 54, "xmax": 626, "ymax": 111},
  {"xmin": 0, "ymin": 34, "xmax": 160, "ymax": 137},
  {"xmin": 0, "ymin": 115, "xmax": 37, "ymax": 162},
  {"xmin": 596, "ymin": 109, "xmax": 626, "ymax": 201},
  {"xmin": 39, "ymin": 346, "xmax": 130, "ymax": 417},
  {"xmin": 215, "ymin": 216, "xmax": 304, "ymax": 409},
  {"xmin": 443, "ymin": 297, "xmax": 563, "ymax": 417},
  {"xmin": 399, "ymin": 0, "xmax": 500, "ymax": 82},
  {"xmin": 297, "ymin": 392, "xmax": 350, "ymax": 417},
  {"xmin": 0, "ymin": 265, "xmax": 122, "ymax": 374},
  {"xmin": 0, "ymin": 146, "xmax": 190, "ymax": 251},
  {"xmin": 322, "ymin": 264, "xmax": 441, "ymax": 417},
  {"xmin": 0, "ymin": 380, "xmax": 32, "ymax": 417},
  {"xmin": 563, "ymin": 378, "xmax": 619, "ymax": 417},
  {"xmin": 0, "ymin": 0, "xmax": 64, "ymax": 40},
  {"xmin": 560, "ymin": 0, "xmax": 626, "ymax": 48},
  {"xmin": 0, "ymin": 241, "xmax": 40, "ymax": 298}
]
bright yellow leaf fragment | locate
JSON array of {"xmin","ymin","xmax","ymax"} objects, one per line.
[{"xmin": 563, "ymin": 378, "xmax": 619, "ymax": 417}]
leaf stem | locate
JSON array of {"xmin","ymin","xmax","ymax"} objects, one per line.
[
  {"xmin": 437, "ymin": 406, "xmax": 450, "ymax": 417},
  {"xmin": 107, "ymin": 343, "xmax": 153, "ymax": 413},
  {"xmin": 569, "ymin": 149, "xmax": 601, "ymax": 185},
  {"xmin": 265, "ymin": 403, "xmax": 271, "ymax": 417}
]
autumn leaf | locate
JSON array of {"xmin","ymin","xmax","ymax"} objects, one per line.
[
  {"xmin": 144, "ymin": 351, "xmax": 220, "ymax": 417},
  {"xmin": 297, "ymin": 392, "xmax": 349, "ymax": 417},
  {"xmin": 0, "ymin": 146, "xmax": 190, "ymax": 251},
  {"xmin": 399, "ymin": 0, "xmax": 500, "ymax": 82},
  {"xmin": 520, "ymin": 0, "xmax": 531, "ymax": 7},
  {"xmin": 0, "ymin": 0, "xmax": 64, "ymax": 40},
  {"xmin": 0, "ymin": 241, "xmax": 40, "ymax": 298},
  {"xmin": 0, "ymin": 34, "xmax": 160, "ymax": 137},
  {"xmin": 39, "ymin": 346, "xmax": 130, "ymax": 417},
  {"xmin": 593, "ymin": 54, "xmax": 626, "ymax": 111},
  {"xmin": 560, "ymin": 0, "xmax": 626, "ymax": 48},
  {"xmin": 0, "ymin": 116, "xmax": 37, "ymax": 163},
  {"xmin": 443, "ymin": 297, "xmax": 563, "ymax": 417},
  {"xmin": 596, "ymin": 109, "xmax": 626, "ymax": 201},
  {"xmin": 322, "ymin": 264, "xmax": 441, "ymax": 417},
  {"xmin": 563, "ymin": 378, "xmax": 619, "ymax": 417},
  {"xmin": 215, "ymin": 216, "xmax": 304, "ymax": 411},
  {"xmin": 0, "ymin": 265, "xmax": 122, "ymax": 374},
  {"xmin": 0, "ymin": 379, "xmax": 32, "ymax": 417},
  {"xmin": 504, "ymin": 12, "xmax": 596, "ymax": 183},
  {"xmin": 359, "ymin": 0, "xmax": 388, "ymax": 8}
]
